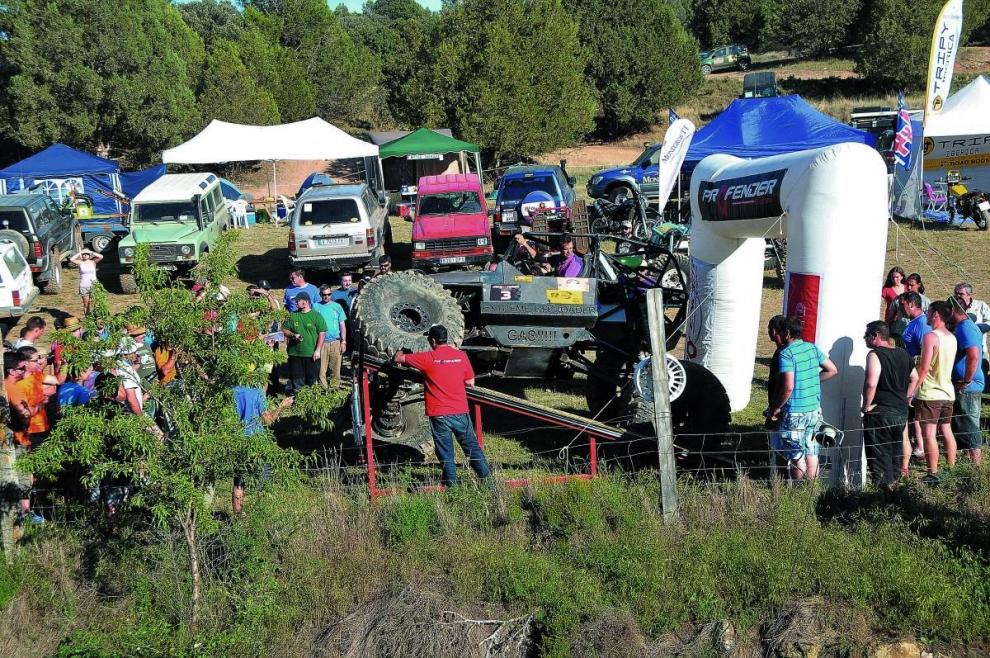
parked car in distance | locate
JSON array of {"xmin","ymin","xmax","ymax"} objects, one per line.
[
  {"xmin": 586, "ymin": 144, "xmax": 673, "ymax": 202},
  {"xmin": 117, "ymin": 173, "xmax": 231, "ymax": 293},
  {"xmin": 741, "ymin": 71, "xmax": 777, "ymax": 98},
  {"xmin": 412, "ymin": 174, "xmax": 492, "ymax": 270},
  {"xmin": 288, "ymin": 182, "xmax": 390, "ymax": 272},
  {"xmin": 0, "ymin": 240, "xmax": 40, "ymax": 319},
  {"xmin": 70, "ymin": 193, "xmax": 129, "ymax": 253},
  {"xmin": 0, "ymin": 193, "xmax": 79, "ymax": 294},
  {"xmin": 700, "ymin": 44, "xmax": 751, "ymax": 74},
  {"xmin": 492, "ymin": 162, "xmax": 577, "ymax": 238}
]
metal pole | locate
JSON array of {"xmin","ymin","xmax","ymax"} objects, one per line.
[
  {"xmin": 272, "ymin": 161, "xmax": 278, "ymax": 200},
  {"xmin": 473, "ymin": 402, "xmax": 484, "ymax": 449},
  {"xmin": 646, "ymin": 288, "xmax": 678, "ymax": 522},
  {"xmin": 361, "ymin": 368, "xmax": 378, "ymax": 502},
  {"xmin": 588, "ymin": 435, "xmax": 597, "ymax": 477}
]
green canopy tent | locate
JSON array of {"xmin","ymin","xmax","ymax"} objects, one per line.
[{"xmin": 378, "ymin": 128, "xmax": 483, "ymax": 192}]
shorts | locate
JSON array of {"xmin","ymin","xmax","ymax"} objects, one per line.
[
  {"xmin": 771, "ymin": 408, "xmax": 823, "ymax": 461},
  {"xmin": 80, "ymin": 285, "xmax": 92, "ymax": 296},
  {"xmin": 914, "ymin": 399, "xmax": 953, "ymax": 424},
  {"xmin": 953, "ymin": 392, "xmax": 984, "ymax": 450}
]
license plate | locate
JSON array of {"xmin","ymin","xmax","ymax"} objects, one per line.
[
  {"xmin": 439, "ymin": 256, "xmax": 466, "ymax": 264},
  {"xmin": 979, "ymin": 200, "xmax": 990, "ymax": 211},
  {"xmin": 317, "ymin": 237, "xmax": 349, "ymax": 247}
]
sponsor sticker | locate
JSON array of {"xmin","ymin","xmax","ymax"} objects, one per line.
[
  {"xmin": 513, "ymin": 275, "xmax": 534, "ymax": 283},
  {"xmin": 547, "ymin": 290, "xmax": 583, "ymax": 304},
  {"xmin": 556, "ymin": 277, "xmax": 590, "ymax": 292},
  {"xmin": 490, "ymin": 284, "xmax": 521, "ymax": 301},
  {"xmin": 697, "ymin": 169, "xmax": 786, "ymax": 222},
  {"xmin": 303, "ymin": 203, "xmax": 312, "ymax": 212}
]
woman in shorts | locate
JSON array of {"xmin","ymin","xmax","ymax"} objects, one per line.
[{"xmin": 70, "ymin": 248, "xmax": 104, "ymax": 314}]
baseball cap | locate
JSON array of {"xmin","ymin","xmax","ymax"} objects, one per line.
[
  {"xmin": 294, "ymin": 291, "xmax": 312, "ymax": 304},
  {"xmin": 621, "ymin": 220, "xmax": 633, "ymax": 228},
  {"xmin": 425, "ymin": 325, "xmax": 448, "ymax": 343}
]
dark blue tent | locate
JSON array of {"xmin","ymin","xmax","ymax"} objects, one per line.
[
  {"xmin": 297, "ymin": 172, "xmax": 335, "ymax": 197},
  {"xmin": 0, "ymin": 144, "xmax": 125, "ymax": 215},
  {"xmin": 120, "ymin": 165, "xmax": 166, "ymax": 201},
  {"xmin": 684, "ymin": 95, "xmax": 875, "ymax": 171}
]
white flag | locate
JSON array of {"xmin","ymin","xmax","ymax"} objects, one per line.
[
  {"xmin": 924, "ymin": 0, "xmax": 964, "ymax": 126},
  {"xmin": 654, "ymin": 118, "xmax": 696, "ymax": 212}
]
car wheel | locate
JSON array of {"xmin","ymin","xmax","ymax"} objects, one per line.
[
  {"xmin": 608, "ymin": 185, "xmax": 633, "ymax": 203},
  {"xmin": 40, "ymin": 250, "xmax": 63, "ymax": 295},
  {"xmin": 351, "ymin": 270, "xmax": 465, "ymax": 359},
  {"xmin": 90, "ymin": 233, "xmax": 114, "ymax": 253},
  {"xmin": 702, "ymin": 64, "xmax": 712, "ymax": 75},
  {"xmin": 119, "ymin": 272, "xmax": 138, "ymax": 294}
]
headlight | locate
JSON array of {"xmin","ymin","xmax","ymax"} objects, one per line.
[
  {"xmin": 122, "ymin": 247, "xmax": 134, "ymax": 257},
  {"xmin": 476, "ymin": 237, "xmax": 488, "ymax": 246},
  {"xmin": 590, "ymin": 175, "xmax": 602, "ymax": 185},
  {"xmin": 414, "ymin": 242, "xmax": 425, "ymax": 250},
  {"xmin": 180, "ymin": 245, "xmax": 192, "ymax": 255}
]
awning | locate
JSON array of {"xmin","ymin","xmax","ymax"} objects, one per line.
[
  {"xmin": 379, "ymin": 128, "xmax": 479, "ymax": 159},
  {"xmin": 162, "ymin": 117, "xmax": 378, "ymax": 164}
]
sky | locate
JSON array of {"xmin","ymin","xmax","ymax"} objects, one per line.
[{"xmin": 331, "ymin": 0, "xmax": 441, "ymax": 11}]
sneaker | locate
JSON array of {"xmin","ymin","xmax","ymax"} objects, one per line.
[
  {"xmin": 921, "ymin": 472, "xmax": 941, "ymax": 485},
  {"xmin": 17, "ymin": 509, "xmax": 46, "ymax": 525}
]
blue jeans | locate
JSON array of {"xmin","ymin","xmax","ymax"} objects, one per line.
[{"xmin": 430, "ymin": 414, "xmax": 491, "ymax": 487}]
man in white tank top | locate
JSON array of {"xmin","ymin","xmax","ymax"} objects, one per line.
[{"xmin": 914, "ymin": 301, "xmax": 957, "ymax": 483}]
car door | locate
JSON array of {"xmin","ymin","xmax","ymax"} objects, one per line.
[
  {"xmin": 42, "ymin": 197, "xmax": 70, "ymax": 253},
  {"xmin": 712, "ymin": 47, "xmax": 728, "ymax": 71}
]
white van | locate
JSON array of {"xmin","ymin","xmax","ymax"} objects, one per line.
[
  {"xmin": 0, "ymin": 240, "xmax": 39, "ymax": 319},
  {"xmin": 288, "ymin": 183, "xmax": 391, "ymax": 272}
]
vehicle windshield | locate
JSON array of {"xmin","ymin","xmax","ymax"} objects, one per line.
[
  {"xmin": 633, "ymin": 145, "xmax": 661, "ymax": 167},
  {"xmin": 418, "ymin": 191, "xmax": 483, "ymax": 216},
  {"xmin": 134, "ymin": 202, "xmax": 198, "ymax": 223},
  {"xmin": 297, "ymin": 199, "xmax": 361, "ymax": 225},
  {"xmin": 3, "ymin": 246, "xmax": 26, "ymax": 279},
  {"xmin": 501, "ymin": 176, "xmax": 558, "ymax": 203},
  {"xmin": 0, "ymin": 209, "xmax": 30, "ymax": 232}
]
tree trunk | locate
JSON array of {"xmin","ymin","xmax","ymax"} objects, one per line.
[
  {"xmin": 182, "ymin": 510, "xmax": 201, "ymax": 634},
  {"xmin": 0, "ymin": 358, "xmax": 19, "ymax": 560}
]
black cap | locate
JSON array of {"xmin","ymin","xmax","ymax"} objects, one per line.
[
  {"xmin": 256, "ymin": 279, "xmax": 271, "ymax": 290},
  {"xmin": 426, "ymin": 325, "xmax": 448, "ymax": 343}
]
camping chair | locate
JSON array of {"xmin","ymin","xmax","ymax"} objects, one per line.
[{"xmin": 923, "ymin": 181, "xmax": 948, "ymax": 214}]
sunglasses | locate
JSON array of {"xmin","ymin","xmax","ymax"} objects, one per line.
[{"xmin": 320, "ymin": 293, "xmax": 332, "ymax": 297}]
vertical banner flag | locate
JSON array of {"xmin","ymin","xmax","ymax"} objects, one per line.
[
  {"xmin": 654, "ymin": 118, "xmax": 695, "ymax": 213},
  {"xmin": 893, "ymin": 91, "xmax": 913, "ymax": 170},
  {"xmin": 924, "ymin": 0, "xmax": 964, "ymax": 126},
  {"xmin": 668, "ymin": 108, "xmax": 679, "ymax": 124}
]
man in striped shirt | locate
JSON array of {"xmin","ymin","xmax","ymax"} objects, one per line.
[{"xmin": 765, "ymin": 316, "xmax": 838, "ymax": 481}]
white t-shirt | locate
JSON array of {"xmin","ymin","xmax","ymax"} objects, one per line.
[{"xmin": 79, "ymin": 259, "xmax": 98, "ymax": 288}]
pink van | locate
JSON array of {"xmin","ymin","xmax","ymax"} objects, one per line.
[{"xmin": 412, "ymin": 174, "xmax": 492, "ymax": 269}]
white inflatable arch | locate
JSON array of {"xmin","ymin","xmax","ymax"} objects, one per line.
[{"xmin": 685, "ymin": 143, "xmax": 889, "ymax": 480}]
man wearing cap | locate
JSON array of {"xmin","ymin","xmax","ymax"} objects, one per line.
[
  {"xmin": 282, "ymin": 291, "xmax": 326, "ymax": 391},
  {"xmin": 127, "ymin": 325, "xmax": 158, "ymax": 385},
  {"xmin": 949, "ymin": 297, "xmax": 984, "ymax": 466},
  {"xmin": 395, "ymin": 325, "xmax": 491, "ymax": 487},
  {"xmin": 316, "ymin": 284, "xmax": 347, "ymax": 388},
  {"xmin": 283, "ymin": 269, "xmax": 320, "ymax": 313}
]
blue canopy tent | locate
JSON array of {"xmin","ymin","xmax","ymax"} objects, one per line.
[
  {"xmin": 683, "ymin": 95, "xmax": 875, "ymax": 172},
  {"xmin": 0, "ymin": 144, "xmax": 125, "ymax": 214}
]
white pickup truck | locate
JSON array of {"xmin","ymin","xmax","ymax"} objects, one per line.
[{"xmin": 0, "ymin": 240, "xmax": 40, "ymax": 320}]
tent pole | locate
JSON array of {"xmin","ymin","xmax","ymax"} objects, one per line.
[
  {"xmin": 475, "ymin": 152, "xmax": 483, "ymax": 187},
  {"xmin": 272, "ymin": 160, "xmax": 278, "ymax": 199}
]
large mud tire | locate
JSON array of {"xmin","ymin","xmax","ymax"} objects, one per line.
[
  {"xmin": 119, "ymin": 272, "xmax": 138, "ymax": 294},
  {"xmin": 40, "ymin": 250, "xmax": 63, "ymax": 295},
  {"xmin": 352, "ymin": 270, "xmax": 465, "ymax": 359}
]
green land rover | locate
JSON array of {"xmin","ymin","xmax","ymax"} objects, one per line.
[{"xmin": 117, "ymin": 173, "xmax": 231, "ymax": 293}]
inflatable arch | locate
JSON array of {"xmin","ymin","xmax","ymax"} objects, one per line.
[{"xmin": 684, "ymin": 143, "xmax": 889, "ymax": 481}]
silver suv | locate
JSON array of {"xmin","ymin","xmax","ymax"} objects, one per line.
[{"xmin": 288, "ymin": 183, "xmax": 391, "ymax": 272}]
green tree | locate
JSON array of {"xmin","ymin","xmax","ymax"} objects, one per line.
[
  {"xmin": 239, "ymin": 7, "xmax": 316, "ymax": 122},
  {"xmin": 565, "ymin": 0, "xmax": 702, "ymax": 137},
  {"xmin": 0, "ymin": 0, "xmax": 205, "ymax": 166},
  {"xmin": 20, "ymin": 234, "xmax": 343, "ymax": 629},
  {"xmin": 767, "ymin": 0, "xmax": 860, "ymax": 55},
  {"xmin": 422, "ymin": 0, "xmax": 596, "ymax": 165},
  {"xmin": 197, "ymin": 39, "xmax": 281, "ymax": 125},
  {"xmin": 689, "ymin": 0, "xmax": 781, "ymax": 50},
  {"xmin": 247, "ymin": 0, "xmax": 382, "ymax": 126},
  {"xmin": 178, "ymin": 0, "xmax": 244, "ymax": 48}
]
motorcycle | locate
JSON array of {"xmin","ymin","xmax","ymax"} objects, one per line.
[
  {"xmin": 946, "ymin": 172, "xmax": 990, "ymax": 230},
  {"xmin": 589, "ymin": 188, "xmax": 660, "ymax": 240}
]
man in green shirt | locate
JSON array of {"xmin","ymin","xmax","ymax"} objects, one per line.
[{"xmin": 282, "ymin": 291, "xmax": 326, "ymax": 391}]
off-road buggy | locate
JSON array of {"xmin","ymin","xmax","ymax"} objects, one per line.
[{"xmin": 350, "ymin": 229, "xmax": 731, "ymax": 458}]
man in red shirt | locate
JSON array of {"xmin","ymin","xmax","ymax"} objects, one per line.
[{"xmin": 395, "ymin": 325, "xmax": 491, "ymax": 487}]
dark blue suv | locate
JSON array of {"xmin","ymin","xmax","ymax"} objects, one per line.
[
  {"xmin": 585, "ymin": 144, "xmax": 665, "ymax": 202},
  {"xmin": 492, "ymin": 163, "xmax": 577, "ymax": 237}
]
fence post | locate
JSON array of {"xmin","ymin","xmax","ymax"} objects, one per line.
[{"xmin": 646, "ymin": 288, "xmax": 678, "ymax": 522}]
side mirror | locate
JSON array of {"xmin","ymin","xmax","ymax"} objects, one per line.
[
  {"xmin": 567, "ymin": 176, "xmax": 577, "ymax": 187},
  {"xmin": 641, "ymin": 161, "xmax": 651, "ymax": 169}
]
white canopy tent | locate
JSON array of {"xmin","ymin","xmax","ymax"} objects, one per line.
[
  {"xmin": 162, "ymin": 117, "xmax": 384, "ymax": 198},
  {"xmin": 923, "ymin": 75, "xmax": 990, "ymax": 192}
]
